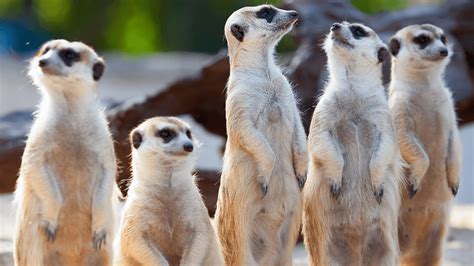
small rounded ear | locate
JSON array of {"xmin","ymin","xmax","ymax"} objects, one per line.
[
  {"xmin": 377, "ymin": 46, "xmax": 389, "ymax": 64},
  {"xmin": 231, "ymin": 24, "xmax": 246, "ymax": 42},
  {"xmin": 131, "ymin": 130, "xmax": 143, "ymax": 149},
  {"xmin": 92, "ymin": 60, "xmax": 105, "ymax": 81},
  {"xmin": 389, "ymin": 37, "xmax": 401, "ymax": 57}
]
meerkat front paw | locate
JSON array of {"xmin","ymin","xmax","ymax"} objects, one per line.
[
  {"xmin": 329, "ymin": 180, "xmax": 341, "ymax": 199},
  {"xmin": 450, "ymin": 183, "xmax": 459, "ymax": 197},
  {"xmin": 296, "ymin": 175, "xmax": 306, "ymax": 190},
  {"xmin": 257, "ymin": 176, "xmax": 268, "ymax": 198},
  {"xmin": 93, "ymin": 228, "xmax": 107, "ymax": 251},
  {"xmin": 42, "ymin": 220, "xmax": 57, "ymax": 242},
  {"xmin": 407, "ymin": 181, "xmax": 418, "ymax": 198},
  {"xmin": 373, "ymin": 185, "xmax": 384, "ymax": 204}
]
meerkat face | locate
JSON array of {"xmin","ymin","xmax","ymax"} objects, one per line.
[
  {"xmin": 29, "ymin": 39, "xmax": 105, "ymax": 90},
  {"xmin": 130, "ymin": 117, "xmax": 196, "ymax": 163},
  {"xmin": 389, "ymin": 24, "xmax": 451, "ymax": 69},
  {"xmin": 324, "ymin": 22, "xmax": 389, "ymax": 66},
  {"xmin": 224, "ymin": 5, "xmax": 299, "ymax": 49}
]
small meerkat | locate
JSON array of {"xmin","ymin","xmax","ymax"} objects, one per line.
[
  {"xmin": 116, "ymin": 117, "xmax": 224, "ymax": 266},
  {"xmin": 303, "ymin": 22, "xmax": 402, "ymax": 266},
  {"xmin": 13, "ymin": 40, "xmax": 117, "ymax": 265},
  {"xmin": 215, "ymin": 5, "xmax": 308, "ymax": 265},
  {"xmin": 388, "ymin": 24, "xmax": 461, "ymax": 265}
]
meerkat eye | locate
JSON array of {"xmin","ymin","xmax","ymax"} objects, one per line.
[
  {"xmin": 256, "ymin": 7, "xmax": 276, "ymax": 23},
  {"xmin": 349, "ymin": 25, "xmax": 368, "ymax": 39},
  {"xmin": 440, "ymin": 35, "xmax": 447, "ymax": 45},
  {"xmin": 157, "ymin": 128, "xmax": 175, "ymax": 143},
  {"xmin": 42, "ymin": 47, "xmax": 50, "ymax": 55},
  {"xmin": 186, "ymin": 129, "xmax": 192, "ymax": 139},
  {"xmin": 59, "ymin": 48, "xmax": 80, "ymax": 66},
  {"xmin": 413, "ymin": 34, "xmax": 432, "ymax": 49}
]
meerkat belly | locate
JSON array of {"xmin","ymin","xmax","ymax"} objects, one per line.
[
  {"xmin": 148, "ymin": 193, "xmax": 193, "ymax": 265},
  {"xmin": 334, "ymin": 116, "xmax": 380, "ymax": 212}
]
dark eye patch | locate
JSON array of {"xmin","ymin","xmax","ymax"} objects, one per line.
[
  {"xmin": 440, "ymin": 34, "xmax": 447, "ymax": 45},
  {"xmin": 256, "ymin": 7, "xmax": 276, "ymax": 23},
  {"xmin": 42, "ymin": 47, "xmax": 50, "ymax": 55},
  {"xmin": 413, "ymin": 34, "xmax": 432, "ymax": 49},
  {"xmin": 349, "ymin": 25, "xmax": 369, "ymax": 39},
  {"xmin": 59, "ymin": 48, "xmax": 80, "ymax": 67},
  {"xmin": 186, "ymin": 129, "xmax": 192, "ymax": 139},
  {"xmin": 156, "ymin": 128, "xmax": 175, "ymax": 143}
]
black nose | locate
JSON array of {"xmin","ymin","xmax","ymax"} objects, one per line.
[
  {"xmin": 439, "ymin": 49, "xmax": 448, "ymax": 57},
  {"xmin": 289, "ymin": 11, "xmax": 298, "ymax": 19},
  {"xmin": 183, "ymin": 143, "xmax": 193, "ymax": 153},
  {"xmin": 331, "ymin": 23, "xmax": 341, "ymax": 32},
  {"xmin": 38, "ymin": 59, "xmax": 48, "ymax": 67}
]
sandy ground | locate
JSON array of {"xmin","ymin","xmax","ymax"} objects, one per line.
[{"xmin": 1, "ymin": 53, "xmax": 473, "ymax": 264}]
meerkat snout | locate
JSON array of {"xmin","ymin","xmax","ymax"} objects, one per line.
[
  {"xmin": 29, "ymin": 39, "xmax": 105, "ymax": 89},
  {"xmin": 225, "ymin": 5, "xmax": 299, "ymax": 48},
  {"xmin": 389, "ymin": 24, "xmax": 451, "ymax": 66},
  {"xmin": 130, "ymin": 117, "xmax": 196, "ymax": 158},
  {"xmin": 325, "ymin": 22, "xmax": 389, "ymax": 65}
]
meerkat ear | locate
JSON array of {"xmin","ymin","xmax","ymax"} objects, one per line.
[
  {"xmin": 131, "ymin": 130, "xmax": 143, "ymax": 149},
  {"xmin": 92, "ymin": 59, "xmax": 105, "ymax": 81},
  {"xmin": 389, "ymin": 37, "xmax": 401, "ymax": 57},
  {"xmin": 377, "ymin": 46, "xmax": 389, "ymax": 64},
  {"xmin": 231, "ymin": 24, "xmax": 246, "ymax": 42}
]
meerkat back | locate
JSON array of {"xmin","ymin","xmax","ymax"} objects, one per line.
[
  {"xmin": 303, "ymin": 22, "xmax": 402, "ymax": 266},
  {"xmin": 388, "ymin": 24, "xmax": 461, "ymax": 265},
  {"xmin": 116, "ymin": 117, "xmax": 223, "ymax": 266},
  {"xmin": 13, "ymin": 39, "xmax": 117, "ymax": 266}
]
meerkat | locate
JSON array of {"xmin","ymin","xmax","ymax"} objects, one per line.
[
  {"xmin": 214, "ymin": 5, "xmax": 308, "ymax": 265},
  {"xmin": 303, "ymin": 22, "xmax": 403, "ymax": 266},
  {"xmin": 388, "ymin": 24, "xmax": 461, "ymax": 265},
  {"xmin": 116, "ymin": 117, "xmax": 224, "ymax": 266},
  {"xmin": 13, "ymin": 39, "xmax": 117, "ymax": 266}
]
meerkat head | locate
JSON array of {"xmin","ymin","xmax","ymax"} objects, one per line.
[
  {"xmin": 324, "ymin": 22, "xmax": 389, "ymax": 73},
  {"xmin": 130, "ymin": 117, "xmax": 196, "ymax": 168},
  {"xmin": 224, "ymin": 5, "xmax": 298, "ymax": 56},
  {"xmin": 389, "ymin": 24, "xmax": 451, "ymax": 71},
  {"xmin": 29, "ymin": 39, "xmax": 105, "ymax": 92}
]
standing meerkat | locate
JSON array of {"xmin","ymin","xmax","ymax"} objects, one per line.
[
  {"xmin": 303, "ymin": 22, "xmax": 402, "ymax": 266},
  {"xmin": 215, "ymin": 5, "xmax": 308, "ymax": 265},
  {"xmin": 14, "ymin": 39, "xmax": 117, "ymax": 265},
  {"xmin": 116, "ymin": 117, "xmax": 224, "ymax": 266},
  {"xmin": 388, "ymin": 24, "xmax": 461, "ymax": 265}
]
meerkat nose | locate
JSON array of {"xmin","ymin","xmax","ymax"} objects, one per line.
[
  {"xmin": 289, "ymin": 11, "xmax": 298, "ymax": 19},
  {"xmin": 331, "ymin": 23, "xmax": 341, "ymax": 32},
  {"xmin": 39, "ymin": 59, "xmax": 48, "ymax": 67},
  {"xmin": 439, "ymin": 49, "xmax": 448, "ymax": 57},
  {"xmin": 183, "ymin": 143, "xmax": 194, "ymax": 153}
]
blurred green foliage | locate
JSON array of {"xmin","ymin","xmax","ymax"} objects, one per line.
[
  {"xmin": 351, "ymin": 0, "xmax": 407, "ymax": 13},
  {"xmin": 0, "ymin": 0, "xmax": 406, "ymax": 54}
]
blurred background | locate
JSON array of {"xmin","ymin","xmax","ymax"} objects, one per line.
[{"xmin": 0, "ymin": 0, "xmax": 472, "ymax": 265}]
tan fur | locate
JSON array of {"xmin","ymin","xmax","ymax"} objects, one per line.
[
  {"xmin": 14, "ymin": 40, "xmax": 116, "ymax": 265},
  {"xmin": 303, "ymin": 22, "xmax": 402, "ymax": 266},
  {"xmin": 388, "ymin": 24, "xmax": 461, "ymax": 265},
  {"xmin": 215, "ymin": 5, "xmax": 307, "ymax": 265},
  {"xmin": 116, "ymin": 117, "xmax": 224, "ymax": 266}
]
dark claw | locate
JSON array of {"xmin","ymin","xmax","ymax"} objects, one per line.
[
  {"xmin": 451, "ymin": 185, "xmax": 459, "ymax": 197},
  {"xmin": 374, "ymin": 187, "xmax": 384, "ymax": 204},
  {"xmin": 257, "ymin": 177, "xmax": 268, "ymax": 198},
  {"xmin": 330, "ymin": 182, "xmax": 341, "ymax": 199},
  {"xmin": 297, "ymin": 175, "xmax": 306, "ymax": 190},
  {"xmin": 43, "ymin": 222, "xmax": 57, "ymax": 242},
  {"xmin": 408, "ymin": 184, "xmax": 417, "ymax": 198},
  {"xmin": 93, "ymin": 231, "xmax": 107, "ymax": 251}
]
